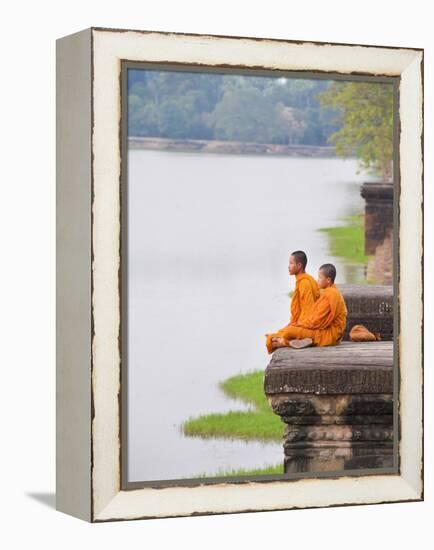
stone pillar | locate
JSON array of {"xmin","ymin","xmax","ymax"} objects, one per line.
[
  {"xmin": 366, "ymin": 229, "xmax": 393, "ymax": 285},
  {"xmin": 264, "ymin": 342, "xmax": 394, "ymax": 473},
  {"xmin": 360, "ymin": 182, "xmax": 394, "ymax": 255},
  {"xmin": 360, "ymin": 182, "xmax": 394, "ymax": 285}
]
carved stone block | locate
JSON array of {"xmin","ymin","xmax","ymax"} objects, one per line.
[
  {"xmin": 264, "ymin": 342, "xmax": 394, "ymax": 474},
  {"xmin": 339, "ymin": 284, "xmax": 393, "ymax": 341}
]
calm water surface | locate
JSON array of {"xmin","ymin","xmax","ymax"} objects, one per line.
[{"xmin": 127, "ymin": 149, "xmax": 370, "ymax": 481}]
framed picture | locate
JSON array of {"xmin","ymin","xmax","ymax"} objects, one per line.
[{"xmin": 56, "ymin": 26, "xmax": 423, "ymax": 522}]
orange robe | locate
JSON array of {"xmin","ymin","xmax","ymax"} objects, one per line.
[
  {"xmin": 265, "ymin": 272, "xmax": 320, "ymax": 353},
  {"xmin": 266, "ymin": 284, "xmax": 347, "ymax": 353},
  {"xmin": 290, "ymin": 272, "xmax": 321, "ymax": 325}
]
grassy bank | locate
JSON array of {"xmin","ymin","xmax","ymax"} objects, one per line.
[
  {"xmin": 319, "ymin": 213, "xmax": 368, "ymax": 265},
  {"xmin": 194, "ymin": 463, "xmax": 284, "ymax": 478},
  {"xmin": 181, "ymin": 371, "xmax": 283, "ymax": 442},
  {"xmin": 182, "ymin": 370, "xmax": 283, "ymax": 477}
]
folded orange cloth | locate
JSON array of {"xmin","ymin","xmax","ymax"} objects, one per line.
[{"xmin": 349, "ymin": 324, "xmax": 381, "ymax": 342}]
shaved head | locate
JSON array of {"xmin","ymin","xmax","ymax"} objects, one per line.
[
  {"xmin": 290, "ymin": 250, "xmax": 307, "ymax": 270},
  {"xmin": 319, "ymin": 263, "xmax": 337, "ymax": 283}
]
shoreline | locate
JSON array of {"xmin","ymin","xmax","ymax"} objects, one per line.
[
  {"xmin": 182, "ymin": 369, "xmax": 283, "ymax": 478},
  {"xmin": 128, "ymin": 136, "xmax": 345, "ymax": 157}
]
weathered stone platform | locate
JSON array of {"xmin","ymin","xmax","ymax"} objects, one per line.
[
  {"xmin": 264, "ymin": 341, "xmax": 394, "ymax": 474},
  {"xmin": 338, "ymin": 284, "xmax": 393, "ymax": 341}
]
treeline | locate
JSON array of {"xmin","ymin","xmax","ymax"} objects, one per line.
[{"xmin": 127, "ymin": 70, "xmax": 342, "ymax": 146}]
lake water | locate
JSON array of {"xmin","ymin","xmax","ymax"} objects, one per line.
[{"xmin": 127, "ymin": 149, "xmax": 370, "ymax": 482}]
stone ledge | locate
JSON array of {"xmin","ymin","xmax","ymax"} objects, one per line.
[
  {"xmin": 264, "ymin": 342, "xmax": 393, "ymax": 395},
  {"xmin": 338, "ymin": 284, "xmax": 393, "ymax": 298},
  {"xmin": 360, "ymin": 182, "xmax": 394, "ymax": 201},
  {"xmin": 338, "ymin": 285, "xmax": 394, "ymax": 341}
]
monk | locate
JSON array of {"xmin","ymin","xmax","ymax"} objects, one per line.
[
  {"xmin": 265, "ymin": 263, "xmax": 347, "ymax": 353},
  {"xmin": 265, "ymin": 250, "xmax": 320, "ymax": 353}
]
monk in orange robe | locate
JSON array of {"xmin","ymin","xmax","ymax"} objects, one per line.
[
  {"xmin": 266, "ymin": 263, "xmax": 347, "ymax": 353},
  {"xmin": 265, "ymin": 250, "xmax": 320, "ymax": 353}
]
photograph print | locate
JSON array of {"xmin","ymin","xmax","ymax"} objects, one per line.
[{"xmin": 121, "ymin": 63, "xmax": 397, "ymax": 486}]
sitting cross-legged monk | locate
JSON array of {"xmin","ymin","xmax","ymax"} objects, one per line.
[
  {"xmin": 286, "ymin": 250, "xmax": 320, "ymax": 326},
  {"xmin": 265, "ymin": 263, "xmax": 347, "ymax": 353},
  {"xmin": 265, "ymin": 250, "xmax": 320, "ymax": 353}
]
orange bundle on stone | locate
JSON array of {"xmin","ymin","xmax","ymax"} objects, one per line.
[{"xmin": 349, "ymin": 324, "xmax": 381, "ymax": 342}]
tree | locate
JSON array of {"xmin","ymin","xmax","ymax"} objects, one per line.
[
  {"xmin": 275, "ymin": 103, "xmax": 306, "ymax": 144},
  {"xmin": 317, "ymin": 81, "xmax": 394, "ymax": 182},
  {"xmin": 209, "ymin": 87, "xmax": 283, "ymax": 143}
]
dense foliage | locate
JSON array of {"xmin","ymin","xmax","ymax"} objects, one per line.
[
  {"xmin": 317, "ymin": 81, "xmax": 394, "ymax": 181},
  {"xmin": 128, "ymin": 69, "xmax": 341, "ymax": 146}
]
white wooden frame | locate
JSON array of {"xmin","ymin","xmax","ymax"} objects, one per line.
[{"xmin": 56, "ymin": 26, "xmax": 423, "ymax": 522}]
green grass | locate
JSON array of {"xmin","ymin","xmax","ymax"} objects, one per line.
[
  {"xmin": 181, "ymin": 370, "xmax": 283, "ymax": 442},
  {"xmin": 318, "ymin": 214, "xmax": 368, "ymax": 265},
  {"xmin": 220, "ymin": 371, "xmax": 271, "ymax": 412},
  {"xmin": 193, "ymin": 463, "xmax": 284, "ymax": 478}
]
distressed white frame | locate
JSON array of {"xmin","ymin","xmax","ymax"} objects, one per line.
[{"xmin": 57, "ymin": 26, "xmax": 423, "ymax": 522}]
